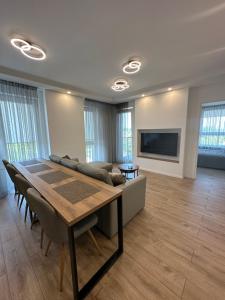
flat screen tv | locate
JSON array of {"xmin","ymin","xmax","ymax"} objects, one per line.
[{"xmin": 140, "ymin": 132, "xmax": 178, "ymax": 156}]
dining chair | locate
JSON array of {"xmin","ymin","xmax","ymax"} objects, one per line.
[
  {"xmin": 2, "ymin": 159, "xmax": 10, "ymax": 192},
  {"xmin": 2, "ymin": 159, "xmax": 9, "ymax": 168},
  {"xmin": 27, "ymin": 187, "xmax": 102, "ymax": 292},
  {"xmin": 15, "ymin": 174, "xmax": 34, "ymax": 223},
  {"xmin": 5, "ymin": 163, "xmax": 21, "ymax": 202}
]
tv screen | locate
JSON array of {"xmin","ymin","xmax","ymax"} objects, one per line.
[{"xmin": 140, "ymin": 132, "xmax": 178, "ymax": 156}]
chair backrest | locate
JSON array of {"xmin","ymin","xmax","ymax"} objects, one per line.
[
  {"xmin": 5, "ymin": 164, "xmax": 19, "ymax": 184},
  {"xmin": 2, "ymin": 159, "xmax": 9, "ymax": 168},
  {"xmin": 15, "ymin": 174, "xmax": 32, "ymax": 198},
  {"xmin": 27, "ymin": 188, "xmax": 68, "ymax": 244}
]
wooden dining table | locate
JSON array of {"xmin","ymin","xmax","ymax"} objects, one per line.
[{"xmin": 14, "ymin": 159, "xmax": 123, "ymax": 300}]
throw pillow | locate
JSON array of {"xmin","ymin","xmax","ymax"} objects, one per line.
[
  {"xmin": 62, "ymin": 155, "xmax": 71, "ymax": 159},
  {"xmin": 62, "ymin": 155, "xmax": 79, "ymax": 162},
  {"xmin": 109, "ymin": 172, "xmax": 126, "ymax": 186}
]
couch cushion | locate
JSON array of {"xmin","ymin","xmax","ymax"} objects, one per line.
[
  {"xmin": 89, "ymin": 161, "xmax": 113, "ymax": 172},
  {"xmin": 76, "ymin": 163, "xmax": 113, "ymax": 185},
  {"xmin": 72, "ymin": 158, "xmax": 79, "ymax": 162},
  {"xmin": 109, "ymin": 172, "xmax": 126, "ymax": 186},
  {"xmin": 62, "ymin": 155, "xmax": 79, "ymax": 162},
  {"xmin": 60, "ymin": 158, "xmax": 79, "ymax": 171},
  {"xmin": 49, "ymin": 154, "xmax": 62, "ymax": 164}
]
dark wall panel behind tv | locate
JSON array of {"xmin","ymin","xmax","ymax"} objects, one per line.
[{"xmin": 140, "ymin": 132, "xmax": 178, "ymax": 156}]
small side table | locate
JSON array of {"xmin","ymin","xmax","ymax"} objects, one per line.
[{"xmin": 118, "ymin": 163, "xmax": 139, "ymax": 180}]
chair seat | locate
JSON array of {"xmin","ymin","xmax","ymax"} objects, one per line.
[{"xmin": 73, "ymin": 214, "xmax": 98, "ymax": 238}]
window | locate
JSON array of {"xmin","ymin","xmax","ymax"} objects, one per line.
[
  {"xmin": 0, "ymin": 100, "xmax": 38, "ymax": 161},
  {"xmin": 199, "ymin": 104, "xmax": 225, "ymax": 149},
  {"xmin": 84, "ymin": 109, "xmax": 96, "ymax": 162},
  {"xmin": 116, "ymin": 109, "xmax": 133, "ymax": 163},
  {"xmin": 0, "ymin": 80, "xmax": 50, "ymax": 195}
]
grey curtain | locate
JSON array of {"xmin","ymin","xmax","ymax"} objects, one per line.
[
  {"xmin": 84, "ymin": 99, "xmax": 116, "ymax": 162},
  {"xmin": 0, "ymin": 80, "xmax": 50, "ymax": 197},
  {"xmin": 84, "ymin": 99, "xmax": 134, "ymax": 164}
]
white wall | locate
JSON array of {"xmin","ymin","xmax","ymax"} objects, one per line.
[
  {"xmin": 184, "ymin": 82, "xmax": 225, "ymax": 178},
  {"xmin": 45, "ymin": 90, "xmax": 86, "ymax": 161},
  {"xmin": 134, "ymin": 88, "xmax": 189, "ymax": 178}
]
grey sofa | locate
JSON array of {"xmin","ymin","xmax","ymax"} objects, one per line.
[
  {"xmin": 96, "ymin": 175, "xmax": 146, "ymax": 237},
  {"xmin": 197, "ymin": 148, "xmax": 225, "ymax": 170},
  {"xmin": 49, "ymin": 154, "xmax": 146, "ymax": 238}
]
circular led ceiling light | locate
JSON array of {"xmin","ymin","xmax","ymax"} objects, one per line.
[
  {"xmin": 123, "ymin": 59, "xmax": 141, "ymax": 74},
  {"xmin": 11, "ymin": 38, "xmax": 31, "ymax": 50},
  {"xmin": 10, "ymin": 37, "xmax": 46, "ymax": 61},
  {"xmin": 111, "ymin": 79, "xmax": 130, "ymax": 92},
  {"xmin": 21, "ymin": 44, "xmax": 46, "ymax": 60}
]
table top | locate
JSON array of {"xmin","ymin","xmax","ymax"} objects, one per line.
[
  {"xmin": 118, "ymin": 163, "xmax": 139, "ymax": 172},
  {"xmin": 14, "ymin": 160, "xmax": 122, "ymax": 226}
]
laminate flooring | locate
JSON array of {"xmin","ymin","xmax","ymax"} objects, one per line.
[{"xmin": 0, "ymin": 167, "xmax": 225, "ymax": 299}]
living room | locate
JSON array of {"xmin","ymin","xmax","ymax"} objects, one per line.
[{"xmin": 1, "ymin": 1, "xmax": 225, "ymax": 299}]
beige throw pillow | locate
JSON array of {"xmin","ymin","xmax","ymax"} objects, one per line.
[
  {"xmin": 109, "ymin": 172, "xmax": 126, "ymax": 186},
  {"xmin": 62, "ymin": 155, "xmax": 79, "ymax": 162}
]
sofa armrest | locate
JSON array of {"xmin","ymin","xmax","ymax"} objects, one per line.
[
  {"xmin": 117, "ymin": 174, "xmax": 146, "ymax": 191},
  {"xmin": 96, "ymin": 175, "xmax": 146, "ymax": 238},
  {"xmin": 117, "ymin": 174, "xmax": 146, "ymax": 224}
]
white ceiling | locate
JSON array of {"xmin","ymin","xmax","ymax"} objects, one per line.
[{"xmin": 1, "ymin": 0, "xmax": 225, "ymax": 102}]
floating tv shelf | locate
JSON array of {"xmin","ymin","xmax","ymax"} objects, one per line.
[{"xmin": 137, "ymin": 154, "xmax": 179, "ymax": 163}]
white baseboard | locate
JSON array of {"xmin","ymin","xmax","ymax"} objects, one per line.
[{"xmin": 139, "ymin": 167, "xmax": 184, "ymax": 179}]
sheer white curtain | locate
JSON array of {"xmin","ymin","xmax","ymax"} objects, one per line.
[
  {"xmin": 0, "ymin": 80, "xmax": 50, "ymax": 197},
  {"xmin": 0, "ymin": 107, "xmax": 8, "ymax": 198},
  {"xmin": 116, "ymin": 103, "xmax": 134, "ymax": 163},
  {"xmin": 84, "ymin": 99, "xmax": 115, "ymax": 162},
  {"xmin": 199, "ymin": 104, "xmax": 225, "ymax": 149}
]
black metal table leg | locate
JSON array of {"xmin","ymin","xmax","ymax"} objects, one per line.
[
  {"xmin": 68, "ymin": 226, "xmax": 79, "ymax": 300},
  {"xmin": 117, "ymin": 195, "xmax": 123, "ymax": 252},
  {"xmin": 68, "ymin": 195, "xmax": 123, "ymax": 300}
]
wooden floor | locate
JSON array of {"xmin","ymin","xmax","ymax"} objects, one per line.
[{"xmin": 0, "ymin": 167, "xmax": 225, "ymax": 299}]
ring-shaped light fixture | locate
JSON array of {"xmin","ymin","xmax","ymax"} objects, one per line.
[
  {"xmin": 11, "ymin": 38, "xmax": 31, "ymax": 50},
  {"xmin": 10, "ymin": 37, "xmax": 46, "ymax": 61},
  {"xmin": 20, "ymin": 44, "xmax": 46, "ymax": 60},
  {"xmin": 123, "ymin": 59, "xmax": 142, "ymax": 74},
  {"xmin": 111, "ymin": 79, "xmax": 130, "ymax": 92}
]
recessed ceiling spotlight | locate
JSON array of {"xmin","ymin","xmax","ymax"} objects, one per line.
[
  {"xmin": 168, "ymin": 87, "xmax": 172, "ymax": 91},
  {"xmin": 67, "ymin": 91, "xmax": 71, "ymax": 94},
  {"xmin": 111, "ymin": 79, "xmax": 130, "ymax": 92},
  {"xmin": 123, "ymin": 59, "xmax": 141, "ymax": 74},
  {"xmin": 10, "ymin": 37, "xmax": 46, "ymax": 61}
]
